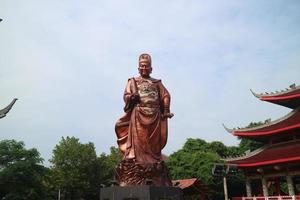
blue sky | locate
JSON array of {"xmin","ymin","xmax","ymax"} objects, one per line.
[{"xmin": 1, "ymin": 0, "xmax": 300, "ymax": 165}]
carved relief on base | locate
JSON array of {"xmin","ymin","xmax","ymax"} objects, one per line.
[{"xmin": 115, "ymin": 158, "xmax": 172, "ymax": 187}]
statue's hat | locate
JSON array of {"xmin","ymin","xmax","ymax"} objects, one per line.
[{"xmin": 139, "ymin": 53, "xmax": 151, "ymax": 66}]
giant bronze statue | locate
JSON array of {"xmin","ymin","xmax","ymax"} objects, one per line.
[{"xmin": 115, "ymin": 54, "xmax": 173, "ymax": 186}]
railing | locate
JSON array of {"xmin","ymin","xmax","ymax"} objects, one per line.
[{"xmin": 232, "ymin": 196, "xmax": 300, "ymax": 200}]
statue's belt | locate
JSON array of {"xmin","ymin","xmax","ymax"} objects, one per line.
[{"xmin": 136, "ymin": 103, "xmax": 160, "ymax": 108}]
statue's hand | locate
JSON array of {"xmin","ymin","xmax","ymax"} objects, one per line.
[
  {"xmin": 130, "ymin": 93, "xmax": 140, "ymax": 103},
  {"xmin": 163, "ymin": 112, "xmax": 174, "ymax": 119},
  {"xmin": 162, "ymin": 107, "xmax": 174, "ymax": 119}
]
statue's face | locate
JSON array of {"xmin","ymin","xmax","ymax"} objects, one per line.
[{"xmin": 138, "ymin": 62, "xmax": 152, "ymax": 78}]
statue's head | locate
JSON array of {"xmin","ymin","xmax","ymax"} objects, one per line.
[{"xmin": 138, "ymin": 53, "xmax": 152, "ymax": 78}]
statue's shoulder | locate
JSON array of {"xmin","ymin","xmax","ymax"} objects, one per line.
[
  {"xmin": 149, "ymin": 77, "xmax": 161, "ymax": 83},
  {"xmin": 127, "ymin": 77, "xmax": 138, "ymax": 84},
  {"xmin": 127, "ymin": 77, "xmax": 135, "ymax": 81}
]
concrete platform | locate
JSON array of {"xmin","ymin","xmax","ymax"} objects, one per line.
[{"xmin": 100, "ymin": 185, "xmax": 183, "ymax": 200}]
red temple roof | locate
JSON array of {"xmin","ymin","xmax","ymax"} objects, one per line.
[
  {"xmin": 172, "ymin": 178, "xmax": 213, "ymax": 195},
  {"xmin": 251, "ymin": 84, "xmax": 300, "ymax": 109},
  {"xmin": 226, "ymin": 140, "xmax": 300, "ymax": 167},
  {"xmin": 224, "ymin": 84, "xmax": 300, "ymax": 169},
  {"xmin": 172, "ymin": 178, "xmax": 199, "ymax": 189},
  {"xmin": 224, "ymin": 108, "xmax": 300, "ymax": 138},
  {"xmin": 224, "ymin": 84, "xmax": 300, "ymax": 139}
]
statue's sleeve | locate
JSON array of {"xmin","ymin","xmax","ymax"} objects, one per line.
[
  {"xmin": 123, "ymin": 78, "xmax": 135, "ymax": 113},
  {"xmin": 116, "ymin": 79, "xmax": 133, "ymax": 153},
  {"xmin": 158, "ymin": 81, "xmax": 171, "ymax": 109},
  {"xmin": 158, "ymin": 81, "xmax": 170, "ymax": 150},
  {"xmin": 123, "ymin": 79, "xmax": 133, "ymax": 103}
]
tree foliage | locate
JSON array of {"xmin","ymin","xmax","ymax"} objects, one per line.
[
  {"xmin": 98, "ymin": 146, "xmax": 122, "ymax": 185},
  {"xmin": 0, "ymin": 140, "xmax": 47, "ymax": 200},
  {"xmin": 167, "ymin": 149, "xmax": 220, "ymax": 184},
  {"xmin": 167, "ymin": 138, "xmax": 234, "ymax": 182},
  {"xmin": 0, "ymin": 120, "xmax": 268, "ymax": 200},
  {"xmin": 49, "ymin": 136, "xmax": 101, "ymax": 200},
  {"xmin": 166, "ymin": 138, "xmax": 248, "ymax": 199},
  {"xmin": 181, "ymin": 138, "xmax": 241, "ymax": 158},
  {"xmin": 238, "ymin": 121, "xmax": 265, "ymax": 152}
]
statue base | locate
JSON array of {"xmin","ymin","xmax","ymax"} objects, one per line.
[
  {"xmin": 100, "ymin": 185, "xmax": 183, "ymax": 200},
  {"xmin": 115, "ymin": 159, "xmax": 172, "ymax": 186}
]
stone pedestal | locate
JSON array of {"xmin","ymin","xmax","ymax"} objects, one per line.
[
  {"xmin": 100, "ymin": 185, "xmax": 183, "ymax": 200},
  {"xmin": 115, "ymin": 159, "xmax": 172, "ymax": 187}
]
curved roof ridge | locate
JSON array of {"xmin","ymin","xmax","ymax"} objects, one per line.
[
  {"xmin": 222, "ymin": 124, "xmax": 234, "ymax": 133},
  {"xmin": 228, "ymin": 107, "xmax": 299, "ymax": 133},
  {"xmin": 0, "ymin": 98, "xmax": 18, "ymax": 119},
  {"xmin": 224, "ymin": 145, "xmax": 268, "ymax": 161},
  {"xmin": 225, "ymin": 139, "xmax": 300, "ymax": 163},
  {"xmin": 250, "ymin": 84, "xmax": 300, "ymax": 98}
]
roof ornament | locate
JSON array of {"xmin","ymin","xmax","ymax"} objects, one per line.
[
  {"xmin": 244, "ymin": 149, "xmax": 251, "ymax": 155},
  {"xmin": 264, "ymin": 118, "xmax": 271, "ymax": 124},
  {"xmin": 290, "ymin": 83, "xmax": 296, "ymax": 89},
  {"xmin": 222, "ymin": 124, "xmax": 234, "ymax": 133},
  {"xmin": 250, "ymin": 89, "xmax": 261, "ymax": 98}
]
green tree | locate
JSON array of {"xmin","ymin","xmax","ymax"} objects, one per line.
[
  {"xmin": 166, "ymin": 138, "xmax": 224, "ymax": 199},
  {"xmin": 238, "ymin": 137, "xmax": 264, "ymax": 152},
  {"xmin": 167, "ymin": 149, "xmax": 221, "ymax": 184},
  {"xmin": 238, "ymin": 121, "xmax": 265, "ymax": 152},
  {"xmin": 49, "ymin": 136, "xmax": 100, "ymax": 200},
  {"xmin": 98, "ymin": 146, "xmax": 122, "ymax": 185},
  {"xmin": 181, "ymin": 138, "xmax": 208, "ymax": 152},
  {"xmin": 0, "ymin": 140, "xmax": 47, "ymax": 200},
  {"xmin": 166, "ymin": 138, "xmax": 247, "ymax": 200}
]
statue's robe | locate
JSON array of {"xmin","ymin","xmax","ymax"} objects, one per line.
[{"xmin": 115, "ymin": 76, "xmax": 170, "ymax": 165}]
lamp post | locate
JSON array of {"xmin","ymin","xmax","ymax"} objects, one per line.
[
  {"xmin": 212, "ymin": 163, "xmax": 238, "ymax": 200},
  {"xmin": 58, "ymin": 189, "xmax": 61, "ymax": 200}
]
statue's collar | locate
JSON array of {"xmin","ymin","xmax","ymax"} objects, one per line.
[{"xmin": 134, "ymin": 76, "xmax": 161, "ymax": 83}]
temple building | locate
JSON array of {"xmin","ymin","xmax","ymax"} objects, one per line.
[
  {"xmin": 224, "ymin": 84, "xmax": 300, "ymax": 200},
  {"xmin": 172, "ymin": 178, "xmax": 213, "ymax": 199}
]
